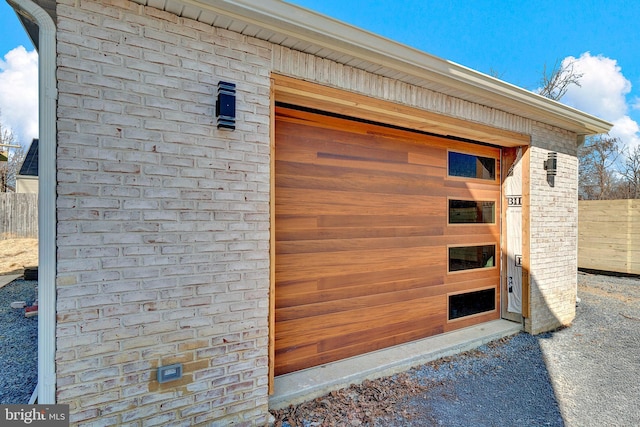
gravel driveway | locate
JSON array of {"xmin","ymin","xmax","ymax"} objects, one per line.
[
  {"xmin": 272, "ymin": 271, "xmax": 640, "ymax": 426},
  {"xmin": 0, "ymin": 278, "xmax": 38, "ymax": 404},
  {"xmin": 544, "ymin": 271, "xmax": 640, "ymax": 426}
]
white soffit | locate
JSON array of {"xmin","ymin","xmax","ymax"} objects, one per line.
[{"xmin": 131, "ymin": 0, "xmax": 612, "ymax": 136}]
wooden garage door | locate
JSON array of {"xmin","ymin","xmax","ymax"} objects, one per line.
[{"xmin": 275, "ymin": 106, "xmax": 501, "ymax": 375}]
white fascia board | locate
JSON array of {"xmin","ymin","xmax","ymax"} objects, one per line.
[{"xmin": 183, "ymin": 0, "xmax": 612, "ymax": 135}]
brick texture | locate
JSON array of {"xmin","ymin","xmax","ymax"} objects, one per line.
[
  {"xmin": 56, "ymin": 1, "xmax": 271, "ymax": 425},
  {"xmin": 525, "ymin": 123, "xmax": 579, "ymax": 334}
]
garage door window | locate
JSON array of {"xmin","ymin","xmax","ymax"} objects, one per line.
[
  {"xmin": 448, "ymin": 151, "xmax": 495, "ymax": 180},
  {"xmin": 449, "ymin": 288, "xmax": 496, "ymax": 320},
  {"xmin": 449, "ymin": 244, "xmax": 496, "ymax": 272},
  {"xmin": 449, "ymin": 199, "xmax": 495, "ymax": 224}
]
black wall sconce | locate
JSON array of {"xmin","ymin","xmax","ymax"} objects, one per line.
[
  {"xmin": 544, "ymin": 152, "xmax": 558, "ymax": 186},
  {"xmin": 216, "ymin": 81, "xmax": 236, "ymax": 130}
]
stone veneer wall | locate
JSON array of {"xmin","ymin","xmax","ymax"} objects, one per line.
[{"xmin": 54, "ymin": 0, "xmax": 579, "ymax": 424}]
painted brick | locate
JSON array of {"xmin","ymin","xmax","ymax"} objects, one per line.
[
  {"xmin": 525, "ymin": 124, "xmax": 579, "ymax": 334},
  {"xmin": 69, "ymin": 409, "xmax": 100, "ymax": 426},
  {"xmin": 101, "ymin": 304, "xmax": 140, "ymax": 317},
  {"xmin": 120, "ymin": 335, "xmax": 162, "ymax": 351},
  {"xmin": 57, "ymin": 382, "xmax": 101, "ymax": 401}
]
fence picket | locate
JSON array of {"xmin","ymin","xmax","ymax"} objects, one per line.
[
  {"xmin": 0, "ymin": 193, "xmax": 39, "ymax": 239},
  {"xmin": 578, "ymin": 199, "xmax": 640, "ymax": 275}
]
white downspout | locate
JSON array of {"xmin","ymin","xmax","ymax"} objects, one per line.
[{"xmin": 7, "ymin": 0, "xmax": 57, "ymax": 404}]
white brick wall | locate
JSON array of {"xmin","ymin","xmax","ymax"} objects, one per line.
[
  {"xmin": 272, "ymin": 45, "xmax": 532, "ymax": 137},
  {"xmin": 526, "ymin": 123, "xmax": 579, "ymax": 334},
  {"xmin": 56, "ymin": 0, "xmax": 271, "ymax": 425}
]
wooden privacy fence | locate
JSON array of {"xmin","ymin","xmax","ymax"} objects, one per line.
[
  {"xmin": 0, "ymin": 193, "xmax": 38, "ymax": 239},
  {"xmin": 578, "ymin": 199, "xmax": 640, "ymax": 275}
]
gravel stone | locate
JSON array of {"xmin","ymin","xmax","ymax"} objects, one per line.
[
  {"xmin": 0, "ymin": 279, "xmax": 38, "ymax": 404},
  {"xmin": 542, "ymin": 271, "xmax": 640, "ymax": 427},
  {"xmin": 272, "ymin": 271, "xmax": 640, "ymax": 426}
]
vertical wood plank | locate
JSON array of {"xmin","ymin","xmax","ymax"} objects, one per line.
[
  {"xmin": 521, "ymin": 146, "xmax": 531, "ymax": 318},
  {"xmin": 0, "ymin": 193, "xmax": 38, "ymax": 239},
  {"xmin": 268, "ymin": 78, "xmax": 276, "ymax": 395},
  {"xmin": 578, "ymin": 199, "xmax": 640, "ymax": 274}
]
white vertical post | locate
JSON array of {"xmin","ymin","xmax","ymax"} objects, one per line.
[{"xmin": 8, "ymin": 0, "xmax": 57, "ymax": 404}]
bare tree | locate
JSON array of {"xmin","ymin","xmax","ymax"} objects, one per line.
[
  {"xmin": 619, "ymin": 145, "xmax": 640, "ymax": 199},
  {"xmin": 1, "ymin": 146, "xmax": 26, "ymax": 192},
  {"xmin": 488, "ymin": 67, "xmax": 505, "ymax": 79},
  {"xmin": 0, "ymin": 114, "xmax": 25, "ymax": 192},
  {"xmin": 535, "ymin": 60, "xmax": 628, "ymax": 200},
  {"xmin": 578, "ymin": 135, "xmax": 622, "ymax": 200},
  {"xmin": 537, "ymin": 59, "xmax": 583, "ymax": 101}
]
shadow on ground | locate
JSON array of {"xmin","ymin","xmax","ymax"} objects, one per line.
[
  {"xmin": 375, "ymin": 333, "xmax": 563, "ymax": 427},
  {"xmin": 273, "ymin": 333, "xmax": 564, "ymax": 427}
]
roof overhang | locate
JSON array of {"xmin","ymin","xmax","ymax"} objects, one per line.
[
  {"xmin": 18, "ymin": 0, "xmax": 612, "ymax": 136},
  {"xmin": 129, "ymin": 0, "xmax": 612, "ymax": 137},
  {"xmin": 8, "ymin": 0, "xmax": 56, "ymax": 51}
]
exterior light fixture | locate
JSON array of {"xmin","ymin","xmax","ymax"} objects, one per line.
[
  {"xmin": 544, "ymin": 152, "xmax": 558, "ymax": 186},
  {"xmin": 544, "ymin": 153, "xmax": 558, "ymax": 176},
  {"xmin": 216, "ymin": 81, "xmax": 236, "ymax": 130},
  {"xmin": 544, "ymin": 152, "xmax": 558, "ymax": 176},
  {"xmin": 157, "ymin": 363, "xmax": 183, "ymax": 383}
]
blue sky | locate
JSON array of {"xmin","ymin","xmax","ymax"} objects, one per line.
[
  {"xmin": 289, "ymin": 1, "xmax": 640, "ymax": 92},
  {"xmin": 0, "ymin": 2, "xmax": 34, "ymax": 54},
  {"xmin": 1, "ymin": 0, "xmax": 639, "ymax": 149},
  {"xmin": 0, "ymin": 0, "xmax": 37, "ymax": 147}
]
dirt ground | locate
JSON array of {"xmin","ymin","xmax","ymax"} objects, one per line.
[{"xmin": 0, "ymin": 238, "xmax": 38, "ymax": 276}]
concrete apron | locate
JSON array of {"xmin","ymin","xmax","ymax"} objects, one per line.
[
  {"xmin": 0, "ymin": 274, "xmax": 22, "ymax": 290},
  {"xmin": 269, "ymin": 319, "xmax": 522, "ymax": 409}
]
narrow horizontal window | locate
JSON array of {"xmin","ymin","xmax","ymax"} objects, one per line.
[
  {"xmin": 448, "ymin": 151, "xmax": 496, "ymax": 180},
  {"xmin": 449, "ymin": 200, "xmax": 495, "ymax": 224},
  {"xmin": 449, "ymin": 288, "xmax": 496, "ymax": 320},
  {"xmin": 449, "ymin": 245, "xmax": 495, "ymax": 272}
]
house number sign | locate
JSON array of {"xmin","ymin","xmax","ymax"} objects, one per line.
[{"xmin": 507, "ymin": 196, "xmax": 522, "ymax": 207}]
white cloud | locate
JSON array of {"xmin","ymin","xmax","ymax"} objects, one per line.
[
  {"xmin": 610, "ymin": 116, "xmax": 640, "ymax": 151},
  {"xmin": 0, "ymin": 46, "xmax": 38, "ymax": 147},
  {"xmin": 560, "ymin": 52, "xmax": 640, "ymax": 149}
]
